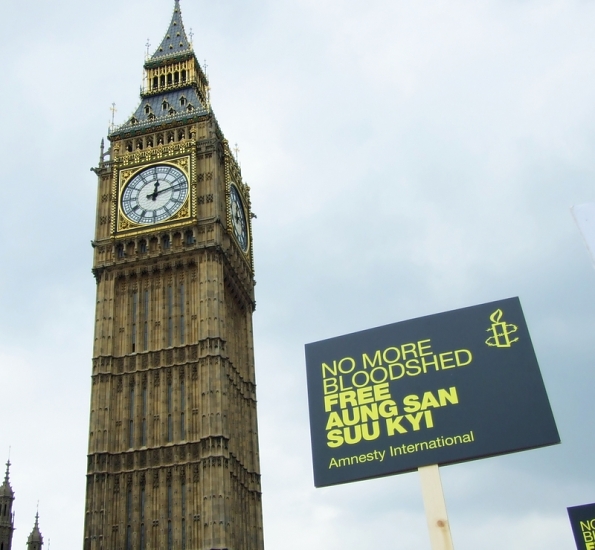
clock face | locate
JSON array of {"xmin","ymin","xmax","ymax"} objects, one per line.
[
  {"xmin": 121, "ymin": 165, "xmax": 189, "ymax": 225},
  {"xmin": 229, "ymin": 184, "xmax": 248, "ymax": 251}
]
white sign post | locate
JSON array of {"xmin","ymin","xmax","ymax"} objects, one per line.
[
  {"xmin": 419, "ymin": 465, "xmax": 455, "ymax": 550},
  {"xmin": 571, "ymin": 203, "xmax": 595, "ymax": 268}
]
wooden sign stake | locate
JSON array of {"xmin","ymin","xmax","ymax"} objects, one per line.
[{"xmin": 419, "ymin": 464, "xmax": 454, "ymax": 550}]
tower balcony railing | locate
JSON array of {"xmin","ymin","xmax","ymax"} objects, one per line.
[{"xmin": 109, "ymin": 107, "xmax": 210, "ymax": 137}]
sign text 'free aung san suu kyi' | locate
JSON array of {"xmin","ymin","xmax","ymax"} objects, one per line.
[{"xmin": 305, "ymin": 297, "xmax": 560, "ymax": 488}]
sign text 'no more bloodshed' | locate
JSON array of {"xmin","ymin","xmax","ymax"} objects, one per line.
[{"xmin": 305, "ymin": 297, "xmax": 560, "ymax": 488}]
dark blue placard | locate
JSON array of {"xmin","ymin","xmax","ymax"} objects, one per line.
[
  {"xmin": 305, "ymin": 297, "xmax": 560, "ymax": 487},
  {"xmin": 568, "ymin": 503, "xmax": 595, "ymax": 550}
]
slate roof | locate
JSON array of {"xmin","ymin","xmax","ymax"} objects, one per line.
[
  {"xmin": 151, "ymin": 0, "xmax": 193, "ymax": 61},
  {"xmin": 134, "ymin": 86, "xmax": 204, "ymax": 121},
  {"xmin": 111, "ymin": 85, "xmax": 207, "ymax": 137}
]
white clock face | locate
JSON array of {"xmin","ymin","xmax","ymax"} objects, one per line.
[
  {"xmin": 121, "ymin": 165, "xmax": 189, "ymax": 225},
  {"xmin": 229, "ymin": 184, "xmax": 248, "ymax": 251}
]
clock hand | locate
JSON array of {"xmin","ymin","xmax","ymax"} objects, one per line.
[
  {"xmin": 146, "ymin": 181, "xmax": 161, "ymax": 201},
  {"xmin": 151, "ymin": 182, "xmax": 185, "ymax": 197}
]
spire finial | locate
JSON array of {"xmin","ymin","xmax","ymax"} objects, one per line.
[
  {"xmin": 1, "ymin": 452, "xmax": 14, "ymax": 497},
  {"xmin": 110, "ymin": 103, "xmax": 117, "ymax": 131}
]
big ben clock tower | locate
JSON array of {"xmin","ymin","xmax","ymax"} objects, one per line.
[{"xmin": 85, "ymin": 2, "xmax": 264, "ymax": 549}]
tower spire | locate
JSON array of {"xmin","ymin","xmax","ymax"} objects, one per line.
[
  {"xmin": 0, "ymin": 458, "xmax": 13, "ymax": 497},
  {"xmin": 111, "ymin": 0, "xmax": 209, "ymax": 137},
  {"xmin": 151, "ymin": 0, "xmax": 193, "ymax": 60},
  {"xmin": 27, "ymin": 511, "xmax": 43, "ymax": 550},
  {"xmin": 0, "ymin": 457, "xmax": 15, "ymax": 550}
]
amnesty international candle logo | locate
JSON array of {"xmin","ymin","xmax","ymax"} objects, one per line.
[
  {"xmin": 305, "ymin": 297, "xmax": 560, "ymax": 488},
  {"xmin": 485, "ymin": 309, "xmax": 519, "ymax": 348}
]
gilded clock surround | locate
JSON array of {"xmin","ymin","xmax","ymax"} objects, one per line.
[
  {"xmin": 85, "ymin": 2, "xmax": 263, "ymax": 550},
  {"xmin": 117, "ymin": 157, "xmax": 193, "ymax": 231}
]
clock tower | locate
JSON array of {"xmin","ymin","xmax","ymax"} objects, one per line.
[{"xmin": 85, "ymin": 2, "xmax": 264, "ymax": 550}]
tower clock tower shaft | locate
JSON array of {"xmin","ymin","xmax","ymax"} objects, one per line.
[{"xmin": 84, "ymin": 3, "xmax": 264, "ymax": 549}]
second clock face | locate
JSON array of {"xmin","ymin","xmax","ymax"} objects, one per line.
[
  {"xmin": 122, "ymin": 165, "xmax": 189, "ymax": 225},
  {"xmin": 230, "ymin": 184, "xmax": 248, "ymax": 252}
]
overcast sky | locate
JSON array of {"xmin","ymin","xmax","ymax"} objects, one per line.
[{"xmin": 1, "ymin": 0, "xmax": 595, "ymax": 548}]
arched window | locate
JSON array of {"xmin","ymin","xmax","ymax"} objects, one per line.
[
  {"xmin": 167, "ymin": 73, "xmax": 173, "ymax": 86},
  {"xmin": 162, "ymin": 100, "xmax": 169, "ymax": 111},
  {"xmin": 167, "ymin": 132, "xmax": 175, "ymax": 143},
  {"xmin": 174, "ymin": 71, "xmax": 179, "ymax": 84},
  {"xmin": 116, "ymin": 244, "xmax": 125, "ymax": 259},
  {"xmin": 160, "ymin": 75, "xmax": 166, "ymax": 87},
  {"xmin": 140, "ymin": 484, "xmax": 146, "ymax": 547},
  {"xmin": 180, "ymin": 96, "xmax": 187, "ymax": 107},
  {"xmin": 180, "ymin": 380, "xmax": 186, "ymax": 440},
  {"xmin": 136, "ymin": 140, "xmax": 143, "ymax": 150},
  {"xmin": 178, "ymin": 129, "xmax": 186, "ymax": 141},
  {"xmin": 126, "ymin": 141, "xmax": 133, "ymax": 152},
  {"xmin": 129, "ymin": 385, "xmax": 135, "ymax": 443},
  {"xmin": 180, "ymin": 282, "xmax": 185, "ymax": 345},
  {"xmin": 153, "ymin": 76, "xmax": 158, "ymax": 89},
  {"xmin": 143, "ymin": 290, "xmax": 149, "ymax": 352},
  {"xmin": 141, "ymin": 385, "xmax": 148, "ymax": 445},
  {"xmin": 181, "ymin": 482, "xmax": 187, "ymax": 546},
  {"xmin": 126, "ymin": 488, "xmax": 133, "ymax": 550},
  {"xmin": 144, "ymin": 105, "xmax": 151, "ymax": 115},
  {"xmin": 166, "ymin": 285, "xmax": 173, "ymax": 347},
  {"xmin": 167, "ymin": 382, "xmax": 173, "ymax": 442},
  {"xmin": 162, "ymin": 235, "xmax": 171, "ymax": 250},
  {"xmin": 139, "ymin": 240, "xmax": 147, "ymax": 254},
  {"xmin": 181, "ymin": 69, "xmax": 187, "ymax": 82},
  {"xmin": 184, "ymin": 230, "xmax": 194, "ymax": 245}
]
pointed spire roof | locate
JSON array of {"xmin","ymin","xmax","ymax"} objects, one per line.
[
  {"xmin": 151, "ymin": 0, "xmax": 193, "ymax": 61},
  {"xmin": 27, "ymin": 512, "xmax": 43, "ymax": 546},
  {"xmin": 0, "ymin": 460, "xmax": 14, "ymax": 497}
]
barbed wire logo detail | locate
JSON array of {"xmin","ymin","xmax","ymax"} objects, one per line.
[{"xmin": 486, "ymin": 309, "xmax": 519, "ymax": 348}]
